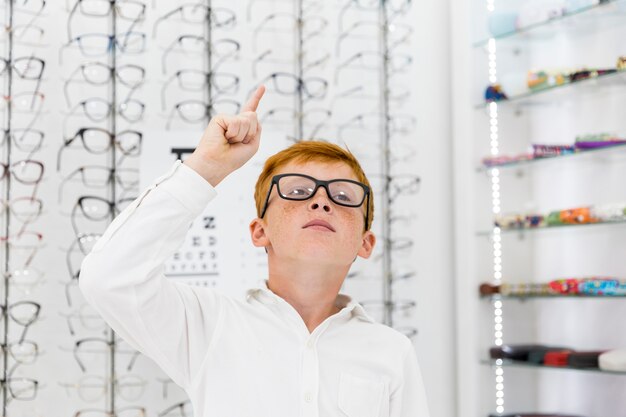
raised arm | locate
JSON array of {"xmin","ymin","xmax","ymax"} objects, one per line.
[{"xmin": 79, "ymin": 86, "xmax": 265, "ymax": 390}]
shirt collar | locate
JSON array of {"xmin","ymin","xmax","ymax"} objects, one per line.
[{"xmin": 246, "ymin": 279, "xmax": 375, "ymax": 323}]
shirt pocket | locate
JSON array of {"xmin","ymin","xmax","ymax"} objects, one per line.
[{"xmin": 337, "ymin": 371, "xmax": 387, "ymax": 417}]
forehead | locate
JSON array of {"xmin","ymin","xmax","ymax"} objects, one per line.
[{"xmin": 275, "ymin": 160, "xmax": 358, "ymax": 181}]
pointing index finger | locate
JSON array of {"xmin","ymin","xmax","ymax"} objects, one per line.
[{"xmin": 242, "ymin": 85, "xmax": 265, "ymax": 112}]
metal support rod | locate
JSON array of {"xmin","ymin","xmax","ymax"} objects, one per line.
[
  {"xmin": 295, "ymin": 0, "xmax": 304, "ymax": 141},
  {"xmin": 379, "ymin": 0, "xmax": 393, "ymax": 326},
  {"xmin": 206, "ymin": 0, "xmax": 213, "ymax": 122},
  {"xmin": 108, "ymin": 2, "xmax": 118, "ymax": 413},
  {"xmin": 2, "ymin": 0, "xmax": 14, "ymax": 414}
]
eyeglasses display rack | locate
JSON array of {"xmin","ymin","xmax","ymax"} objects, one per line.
[
  {"xmin": 59, "ymin": 1, "xmax": 146, "ymax": 416},
  {"xmin": 1, "ymin": 0, "xmax": 47, "ymax": 414}
]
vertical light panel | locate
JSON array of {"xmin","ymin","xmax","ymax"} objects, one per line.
[{"xmin": 486, "ymin": 0, "xmax": 504, "ymax": 413}]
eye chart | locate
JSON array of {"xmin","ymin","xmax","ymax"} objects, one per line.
[{"xmin": 140, "ymin": 130, "xmax": 285, "ymax": 297}]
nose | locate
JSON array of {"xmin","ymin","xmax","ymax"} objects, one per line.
[{"xmin": 308, "ymin": 187, "xmax": 333, "ymax": 214}]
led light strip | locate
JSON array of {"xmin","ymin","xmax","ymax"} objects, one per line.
[{"xmin": 486, "ymin": 6, "xmax": 505, "ymax": 412}]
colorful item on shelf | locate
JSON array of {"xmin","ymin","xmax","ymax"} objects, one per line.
[
  {"xmin": 479, "ymin": 282, "xmax": 554, "ymax": 297},
  {"xmin": 545, "ymin": 210, "xmax": 563, "ymax": 226},
  {"xmin": 495, "ymin": 213, "xmax": 545, "ymax": 229},
  {"xmin": 482, "ymin": 154, "xmax": 534, "ymax": 167},
  {"xmin": 490, "ymin": 345, "xmax": 571, "ymax": 362},
  {"xmin": 485, "ymin": 83, "xmax": 508, "ymax": 102},
  {"xmin": 528, "ymin": 347, "xmax": 572, "ymax": 364},
  {"xmin": 575, "ymin": 133, "xmax": 626, "ymax": 149},
  {"xmin": 532, "ymin": 144, "xmax": 576, "ymax": 158},
  {"xmin": 567, "ymin": 351, "xmax": 605, "ymax": 368},
  {"xmin": 527, "ymin": 70, "xmax": 568, "ymax": 91},
  {"xmin": 549, "ymin": 278, "xmax": 581, "ymax": 294},
  {"xmin": 578, "ymin": 278, "xmax": 626, "ymax": 296},
  {"xmin": 599, "ymin": 349, "xmax": 626, "ymax": 371},
  {"xmin": 544, "ymin": 350, "xmax": 573, "ymax": 366},
  {"xmin": 618, "ymin": 56, "xmax": 626, "ymax": 70},
  {"xmin": 559, "ymin": 207, "xmax": 598, "ymax": 224}
]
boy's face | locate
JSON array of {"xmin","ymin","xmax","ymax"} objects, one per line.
[{"xmin": 250, "ymin": 160, "xmax": 376, "ymax": 266}]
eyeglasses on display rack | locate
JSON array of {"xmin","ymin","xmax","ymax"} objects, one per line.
[
  {"xmin": 67, "ymin": 0, "xmax": 146, "ymax": 40},
  {"xmin": 64, "ymin": 62, "xmax": 145, "ymax": 106},
  {"xmin": 335, "ymin": 21, "xmax": 413, "ymax": 56},
  {"xmin": 63, "ymin": 233, "xmax": 101, "ymax": 290},
  {"xmin": 58, "ymin": 166, "xmax": 138, "ymax": 204},
  {"xmin": 0, "ymin": 92, "xmax": 45, "ymax": 122},
  {"xmin": 252, "ymin": 13, "xmax": 328, "ymax": 52},
  {"xmin": 161, "ymin": 70, "xmax": 240, "ymax": 110},
  {"xmin": 1, "ymin": 128, "xmax": 45, "ymax": 156},
  {"xmin": 165, "ymin": 98, "xmax": 240, "ymax": 129},
  {"xmin": 65, "ymin": 97, "xmax": 145, "ymax": 123},
  {"xmin": 59, "ymin": 301, "xmax": 106, "ymax": 336},
  {"xmin": 337, "ymin": 112, "xmax": 417, "ymax": 139},
  {"xmin": 153, "ymin": 4, "xmax": 236, "ymax": 38},
  {"xmin": 260, "ymin": 173, "xmax": 371, "ymax": 228},
  {"xmin": 0, "ymin": 301, "xmax": 41, "ymax": 344},
  {"xmin": 158, "ymin": 400, "xmax": 192, "ymax": 417},
  {"xmin": 70, "ymin": 337, "xmax": 141, "ymax": 373},
  {"xmin": 0, "ymin": 56, "xmax": 45, "ymax": 93},
  {"xmin": 0, "ymin": 340, "xmax": 41, "ymax": 365},
  {"xmin": 252, "ymin": 72, "xmax": 328, "ymax": 100},
  {"xmin": 4, "ymin": 266, "xmax": 45, "ymax": 297},
  {"xmin": 57, "ymin": 128, "xmax": 142, "ymax": 170},
  {"xmin": 0, "ymin": 197, "xmax": 43, "ymax": 225},
  {"xmin": 72, "ymin": 406, "xmax": 147, "ymax": 417},
  {"xmin": 161, "ymin": 36, "xmax": 240, "ymax": 74},
  {"xmin": 1, "ymin": 160, "xmax": 44, "ymax": 186},
  {"xmin": 70, "ymin": 195, "xmax": 135, "ymax": 237},
  {"xmin": 338, "ymin": 0, "xmax": 412, "ymax": 30},
  {"xmin": 58, "ymin": 374, "xmax": 147, "ymax": 402},
  {"xmin": 1, "ymin": 231, "xmax": 44, "ymax": 271},
  {"xmin": 0, "ymin": 375, "xmax": 40, "ymax": 401},
  {"xmin": 334, "ymin": 50, "xmax": 413, "ymax": 84},
  {"xmin": 260, "ymin": 107, "xmax": 332, "ymax": 140},
  {"xmin": 60, "ymin": 32, "xmax": 146, "ymax": 62}
]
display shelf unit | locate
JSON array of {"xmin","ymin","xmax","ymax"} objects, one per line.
[
  {"xmin": 453, "ymin": 0, "xmax": 626, "ymax": 416},
  {"xmin": 476, "ymin": 219, "xmax": 626, "ymax": 236},
  {"xmin": 475, "ymin": 141, "xmax": 626, "ymax": 171},
  {"xmin": 472, "ymin": 0, "xmax": 626, "ymax": 48},
  {"xmin": 474, "ymin": 69, "xmax": 626, "ymax": 109},
  {"xmin": 481, "ymin": 360, "xmax": 626, "ymax": 376}
]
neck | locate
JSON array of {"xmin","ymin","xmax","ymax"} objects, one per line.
[{"xmin": 267, "ymin": 256, "xmax": 349, "ymax": 333}]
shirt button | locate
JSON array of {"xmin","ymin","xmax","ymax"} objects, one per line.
[
  {"xmin": 304, "ymin": 392, "xmax": 312, "ymax": 403},
  {"xmin": 306, "ymin": 340, "xmax": 314, "ymax": 349}
]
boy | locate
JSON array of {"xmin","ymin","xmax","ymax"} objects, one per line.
[{"xmin": 79, "ymin": 86, "xmax": 429, "ymax": 417}]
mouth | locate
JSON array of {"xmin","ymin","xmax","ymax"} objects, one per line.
[{"xmin": 302, "ymin": 219, "xmax": 336, "ymax": 232}]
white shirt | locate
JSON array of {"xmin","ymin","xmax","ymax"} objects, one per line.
[{"xmin": 79, "ymin": 160, "xmax": 430, "ymax": 417}]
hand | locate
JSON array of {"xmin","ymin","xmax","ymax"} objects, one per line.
[{"xmin": 184, "ymin": 85, "xmax": 266, "ymax": 186}]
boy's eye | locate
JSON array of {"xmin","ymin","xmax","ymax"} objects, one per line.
[
  {"xmin": 286, "ymin": 186, "xmax": 313, "ymax": 198},
  {"xmin": 332, "ymin": 192, "xmax": 352, "ymax": 203}
]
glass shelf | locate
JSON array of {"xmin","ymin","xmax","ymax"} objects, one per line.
[
  {"xmin": 481, "ymin": 359, "xmax": 626, "ymax": 375},
  {"xmin": 474, "ymin": 69, "xmax": 626, "ymax": 109},
  {"xmin": 481, "ymin": 293, "xmax": 626, "ymax": 300},
  {"xmin": 473, "ymin": 0, "xmax": 626, "ymax": 48},
  {"xmin": 476, "ymin": 142, "xmax": 626, "ymax": 172},
  {"xmin": 476, "ymin": 218, "xmax": 626, "ymax": 236}
]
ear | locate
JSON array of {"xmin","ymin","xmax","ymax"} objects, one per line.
[
  {"xmin": 357, "ymin": 230, "xmax": 376, "ymax": 259},
  {"xmin": 249, "ymin": 218, "xmax": 270, "ymax": 248}
]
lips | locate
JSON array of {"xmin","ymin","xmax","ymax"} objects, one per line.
[{"xmin": 303, "ymin": 219, "xmax": 336, "ymax": 232}]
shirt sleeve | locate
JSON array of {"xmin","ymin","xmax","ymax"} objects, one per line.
[
  {"xmin": 390, "ymin": 339, "xmax": 431, "ymax": 417},
  {"xmin": 79, "ymin": 160, "xmax": 222, "ymax": 391}
]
